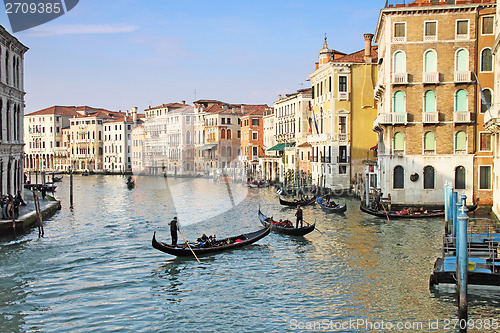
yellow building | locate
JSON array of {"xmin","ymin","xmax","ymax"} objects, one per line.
[{"xmin": 309, "ymin": 35, "xmax": 378, "ymax": 192}]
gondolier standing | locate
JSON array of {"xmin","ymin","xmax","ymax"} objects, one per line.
[
  {"xmin": 295, "ymin": 205, "xmax": 303, "ymax": 228},
  {"xmin": 169, "ymin": 217, "xmax": 179, "ymax": 245}
]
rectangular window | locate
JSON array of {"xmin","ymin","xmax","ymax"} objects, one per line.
[
  {"xmin": 221, "ymin": 118, "xmax": 226, "ymax": 124},
  {"xmin": 227, "ymin": 118, "xmax": 231, "ymax": 124},
  {"xmin": 339, "ymin": 76, "xmax": 347, "ymax": 92},
  {"xmin": 456, "ymin": 20, "xmax": 469, "ymax": 39},
  {"xmin": 424, "ymin": 21, "xmax": 437, "ymax": 41},
  {"xmin": 252, "ymin": 132, "xmax": 258, "ymax": 140},
  {"xmin": 480, "ymin": 132, "xmax": 492, "ymax": 151},
  {"xmin": 339, "ymin": 165, "xmax": 347, "ymax": 174},
  {"xmin": 482, "ymin": 16, "xmax": 494, "ymax": 35},
  {"xmin": 394, "ymin": 22, "xmax": 406, "ymax": 41},
  {"xmin": 252, "ymin": 146, "xmax": 258, "ymax": 157},
  {"xmin": 480, "ymin": 166, "xmax": 491, "ymax": 189},
  {"xmin": 252, "ymin": 118, "xmax": 259, "ymax": 126}
]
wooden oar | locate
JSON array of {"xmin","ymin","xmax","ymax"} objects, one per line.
[
  {"xmin": 381, "ymin": 204, "xmax": 390, "ymax": 221},
  {"xmin": 177, "ymin": 229, "xmax": 200, "ymax": 262}
]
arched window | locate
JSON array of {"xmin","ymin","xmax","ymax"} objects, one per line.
[
  {"xmin": 394, "ymin": 91, "xmax": 405, "ymax": 113},
  {"xmin": 186, "ymin": 131, "xmax": 191, "ymax": 144},
  {"xmin": 481, "ymin": 48, "xmax": 493, "ymax": 72},
  {"xmin": 455, "ymin": 131, "xmax": 466, "ymax": 151},
  {"xmin": 424, "ymin": 50, "xmax": 437, "ymax": 73},
  {"xmin": 424, "ymin": 131, "xmax": 435, "ymax": 151},
  {"xmin": 394, "ymin": 132, "xmax": 404, "ymax": 151},
  {"xmin": 424, "ymin": 166, "xmax": 435, "ymax": 189},
  {"xmin": 456, "ymin": 49, "xmax": 468, "ymax": 72},
  {"xmin": 456, "ymin": 89, "xmax": 467, "ymax": 111},
  {"xmin": 424, "ymin": 90, "xmax": 436, "ymax": 112},
  {"xmin": 394, "ymin": 166, "xmax": 404, "ymax": 189},
  {"xmin": 221, "ymin": 146, "xmax": 226, "ymax": 157},
  {"xmin": 394, "ymin": 51, "xmax": 406, "ymax": 73},
  {"xmin": 227, "ymin": 146, "xmax": 232, "ymax": 157},
  {"xmin": 227, "ymin": 129, "xmax": 232, "ymax": 139},
  {"xmin": 455, "ymin": 166, "xmax": 466, "ymax": 189},
  {"xmin": 481, "ymin": 88, "xmax": 492, "ymax": 113},
  {"xmin": 221, "ymin": 129, "xmax": 226, "ymax": 139}
]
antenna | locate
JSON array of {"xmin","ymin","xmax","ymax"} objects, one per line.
[{"xmin": 194, "ymin": 89, "xmax": 197, "ymax": 102}]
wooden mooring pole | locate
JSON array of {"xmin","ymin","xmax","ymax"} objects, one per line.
[
  {"xmin": 456, "ymin": 196, "xmax": 468, "ymax": 331},
  {"xmin": 69, "ymin": 168, "xmax": 73, "ymax": 207},
  {"xmin": 33, "ymin": 192, "xmax": 44, "ymax": 237}
]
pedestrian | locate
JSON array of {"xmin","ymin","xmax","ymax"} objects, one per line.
[
  {"xmin": 295, "ymin": 205, "xmax": 303, "ymax": 228},
  {"xmin": 41, "ymin": 186, "xmax": 46, "ymax": 200},
  {"xmin": 169, "ymin": 216, "xmax": 179, "ymax": 246}
]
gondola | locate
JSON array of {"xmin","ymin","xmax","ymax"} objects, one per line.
[
  {"xmin": 152, "ymin": 226, "xmax": 271, "ymax": 257},
  {"xmin": 316, "ymin": 197, "xmax": 347, "ymax": 213},
  {"xmin": 279, "ymin": 196, "xmax": 316, "ymax": 207},
  {"xmin": 127, "ymin": 181, "xmax": 135, "ymax": 189},
  {"xmin": 359, "ymin": 201, "xmax": 478, "ymax": 219},
  {"xmin": 258, "ymin": 209, "xmax": 315, "ymax": 236},
  {"xmin": 248, "ymin": 181, "xmax": 269, "ymax": 188}
]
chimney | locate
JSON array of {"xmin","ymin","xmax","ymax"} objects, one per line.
[
  {"xmin": 132, "ymin": 107, "xmax": 137, "ymax": 123},
  {"xmin": 364, "ymin": 33, "xmax": 374, "ymax": 64},
  {"xmin": 182, "ymin": 100, "xmax": 186, "ymax": 105},
  {"xmin": 241, "ymin": 105, "xmax": 245, "ymax": 114},
  {"xmin": 126, "ymin": 108, "xmax": 129, "ymax": 117}
]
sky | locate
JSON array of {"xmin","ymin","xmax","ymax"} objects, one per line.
[{"xmin": 0, "ymin": 0, "xmax": 385, "ymax": 114}]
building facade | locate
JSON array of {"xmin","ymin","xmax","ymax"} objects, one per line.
[
  {"xmin": 0, "ymin": 26, "xmax": 27, "ymax": 196},
  {"xmin": 374, "ymin": 0, "xmax": 495, "ymax": 205}
]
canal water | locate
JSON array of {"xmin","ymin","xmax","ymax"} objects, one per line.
[{"xmin": 1, "ymin": 175, "xmax": 499, "ymax": 332}]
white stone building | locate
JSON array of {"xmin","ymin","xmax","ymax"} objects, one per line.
[{"xmin": 0, "ymin": 26, "xmax": 28, "ymax": 195}]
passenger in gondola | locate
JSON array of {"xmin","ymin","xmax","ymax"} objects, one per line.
[
  {"xmin": 168, "ymin": 217, "xmax": 179, "ymax": 246},
  {"xmin": 374, "ymin": 190, "xmax": 381, "ymax": 210},
  {"xmin": 16, "ymin": 190, "xmax": 27, "ymax": 206},
  {"xmin": 295, "ymin": 205, "xmax": 303, "ymax": 228},
  {"xmin": 284, "ymin": 220, "xmax": 293, "ymax": 228}
]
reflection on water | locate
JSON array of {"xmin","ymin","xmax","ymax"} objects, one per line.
[{"xmin": 0, "ymin": 175, "xmax": 499, "ymax": 332}]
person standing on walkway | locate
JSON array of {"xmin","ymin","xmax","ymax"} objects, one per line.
[
  {"xmin": 169, "ymin": 217, "xmax": 179, "ymax": 246},
  {"xmin": 295, "ymin": 205, "xmax": 303, "ymax": 228}
]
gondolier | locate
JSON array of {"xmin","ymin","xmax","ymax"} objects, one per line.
[
  {"xmin": 169, "ymin": 217, "xmax": 179, "ymax": 245},
  {"xmin": 295, "ymin": 205, "xmax": 303, "ymax": 228}
]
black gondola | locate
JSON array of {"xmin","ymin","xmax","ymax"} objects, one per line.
[
  {"xmin": 359, "ymin": 201, "xmax": 478, "ymax": 219},
  {"xmin": 279, "ymin": 196, "xmax": 316, "ymax": 207},
  {"xmin": 127, "ymin": 181, "xmax": 135, "ymax": 189},
  {"xmin": 152, "ymin": 226, "xmax": 271, "ymax": 257},
  {"xmin": 316, "ymin": 197, "xmax": 347, "ymax": 213},
  {"xmin": 258, "ymin": 209, "xmax": 315, "ymax": 236}
]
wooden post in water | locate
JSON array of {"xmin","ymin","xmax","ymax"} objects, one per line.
[
  {"xmin": 451, "ymin": 191, "xmax": 458, "ymax": 239},
  {"xmin": 456, "ymin": 197, "xmax": 468, "ymax": 330},
  {"xmin": 365, "ymin": 169, "xmax": 370, "ymax": 207},
  {"xmin": 444, "ymin": 183, "xmax": 450, "ymax": 234},
  {"xmin": 70, "ymin": 167, "xmax": 74, "ymax": 207}
]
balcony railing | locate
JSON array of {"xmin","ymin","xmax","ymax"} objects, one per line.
[
  {"xmin": 338, "ymin": 133, "xmax": 348, "ymax": 142},
  {"xmin": 422, "ymin": 72, "xmax": 439, "ymax": 84},
  {"xmin": 321, "ymin": 157, "xmax": 331, "ymax": 163},
  {"xmin": 337, "ymin": 156, "xmax": 350, "ymax": 164},
  {"xmin": 422, "ymin": 111, "xmax": 439, "ymax": 124},
  {"xmin": 454, "ymin": 111, "xmax": 472, "ymax": 123},
  {"xmin": 454, "ymin": 71, "xmax": 472, "ymax": 83},
  {"xmin": 393, "ymin": 112, "xmax": 408, "ymax": 124},
  {"xmin": 392, "ymin": 72, "xmax": 408, "ymax": 84}
]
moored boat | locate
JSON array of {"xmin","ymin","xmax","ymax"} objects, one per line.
[
  {"xmin": 258, "ymin": 209, "xmax": 315, "ymax": 236},
  {"xmin": 127, "ymin": 181, "xmax": 135, "ymax": 189},
  {"xmin": 316, "ymin": 197, "xmax": 347, "ymax": 213},
  {"xmin": 152, "ymin": 226, "xmax": 271, "ymax": 257},
  {"xmin": 279, "ymin": 196, "xmax": 316, "ymax": 207},
  {"xmin": 360, "ymin": 201, "xmax": 478, "ymax": 219}
]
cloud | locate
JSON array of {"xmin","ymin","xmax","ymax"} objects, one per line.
[{"xmin": 28, "ymin": 23, "xmax": 137, "ymax": 36}]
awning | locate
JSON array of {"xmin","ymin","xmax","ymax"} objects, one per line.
[
  {"xmin": 200, "ymin": 144, "xmax": 217, "ymax": 150},
  {"xmin": 267, "ymin": 142, "xmax": 295, "ymax": 151},
  {"xmin": 370, "ymin": 144, "xmax": 378, "ymax": 150}
]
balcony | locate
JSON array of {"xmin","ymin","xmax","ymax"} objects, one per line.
[
  {"xmin": 337, "ymin": 156, "xmax": 350, "ymax": 164},
  {"xmin": 454, "ymin": 111, "xmax": 472, "ymax": 123},
  {"xmin": 454, "ymin": 71, "xmax": 472, "ymax": 83},
  {"xmin": 392, "ymin": 73, "xmax": 408, "ymax": 85},
  {"xmin": 422, "ymin": 112, "xmax": 439, "ymax": 124},
  {"xmin": 422, "ymin": 72, "xmax": 439, "ymax": 84},
  {"xmin": 321, "ymin": 157, "xmax": 331, "ymax": 163},
  {"xmin": 338, "ymin": 92, "xmax": 349, "ymax": 101},
  {"xmin": 393, "ymin": 112, "xmax": 408, "ymax": 124}
]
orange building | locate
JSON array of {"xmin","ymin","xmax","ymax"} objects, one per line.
[{"xmin": 240, "ymin": 106, "xmax": 270, "ymax": 180}]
